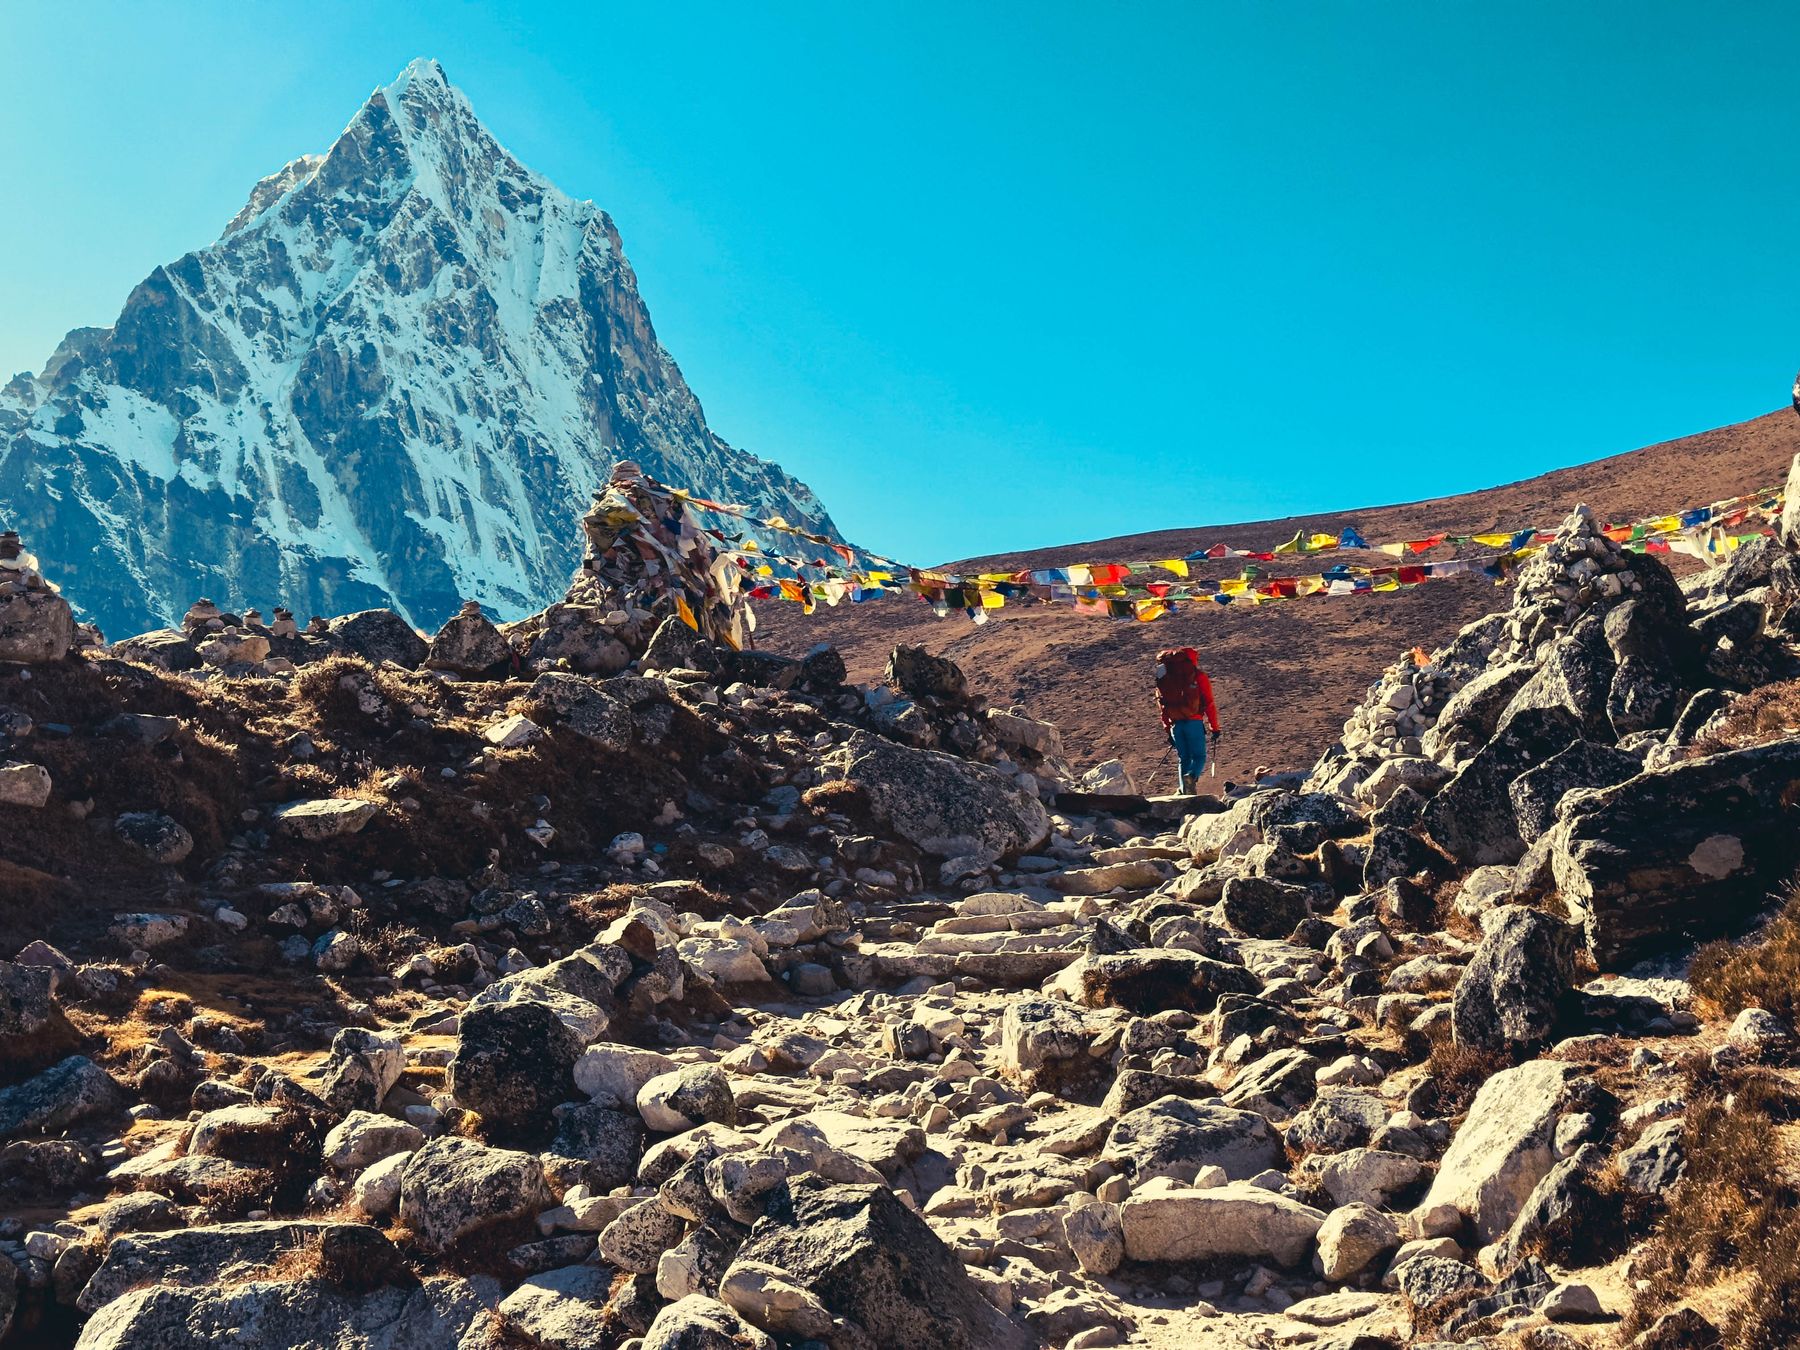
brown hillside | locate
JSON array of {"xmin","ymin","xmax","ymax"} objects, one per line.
[{"xmin": 756, "ymin": 408, "xmax": 1799, "ymax": 788}]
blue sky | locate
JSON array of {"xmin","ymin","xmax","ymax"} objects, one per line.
[{"xmin": 1, "ymin": 2, "xmax": 1794, "ymax": 562}]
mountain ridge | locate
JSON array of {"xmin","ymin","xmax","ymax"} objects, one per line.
[{"xmin": 0, "ymin": 58, "xmax": 841, "ymax": 637}]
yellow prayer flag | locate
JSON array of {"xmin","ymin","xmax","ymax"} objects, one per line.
[
  {"xmin": 1471, "ymin": 533, "xmax": 1512, "ymax": 547},
  {"xmin": 1154, "ymin": 558, "xmax": 1189, "ymax": 578},
  {"xmin": 1306, "ymin": 533, "xmax": 1337, "ymax": 552},
  {"xmin": 1373, "ymin": 576, "xmax": 1399, "ymax": 592},
  {"xmin": 980, "ymin": 590, "xmax": 1005, "ymax": 609},
  {"xmin": 675, "ymin": 594, "xmax": 699, "ymax": 631},
  {"xmin": 1220, "ymin": 578, "xmax": 1248, "ymax": 594}
]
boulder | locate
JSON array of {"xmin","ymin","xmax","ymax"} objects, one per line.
[
  {"xmin": 522, "ymin": 604, "xmax": 634, "ymax": 675},
  {"xmin": 575, "ymin": 1044, "xmax": 680, "ymax": 1107},
  {"xmin": 1551, "ymin": 737, "xmax": 1800, "ymax": 966},
  {"xmin": 270, "ymin": 797, "xmax": 379, "ymax": 841},
  {"xmin": 639, "ymin": 1065, "xmax": 739, "ymax": 1133},
  {"xmin": 109, "ymin": 912, "xmax": 188, "ymax": 948},
  {"xmin": 1315, "ymin": 1203, "xmax": 1399, "ymax": 1282},
  {"xmin": 1119, "ymin": 1182, "xmax": 1326, "ymax": 1267},
  {"xmin": 449, "ymin": 998, "xmax": 585, "ymax": 1133},
  {"xmin": 351, "ymin": 1152, "xmax": 409, "ymax": 1217},
  {"xmin": 188, "ymin": 1103, "xmax": 307, "ymax": 1168},
  {"xmin": 1220, "ymin": 876, "xmax": 1310, "ymax": 938},
  {"xmin": 886, "ymin": 645, "xmax": 969, "ymax": 701},
  {"xmin": 73, "ymin": 1276, "xmax": 496, "ymax": 1350},
  {"xmin": 1501, "ymin": 616, "xmax": 1618, "ymax": 741},
  {"xmin": 546, "ymin": 1102, "xmax": 644, "ymax": 1192},
  {"xmin": 1450, "ymin": 905, "xmax": 1580, "ymax": 1052},
  {"xmin": 718, "ymin": 1259, "xmax": 834, "ymax": 1340},
  {"xmin": 600, "ymin": 1196, "xmax": 687, "ymax": 1273},
  {"xmin": 196, "ymin": 630, "xmax": 270, "ymax": 667},
  {"xmin": 1423, "ymin": 705, "xmax": 1582, "ymax": 866},
  {"xmin": 997, "ymin": 997, "xmax": 1100, "ymax": 1079},
  {"xmin": 1422, "ymin": 1059, "xmax": 1579, "ymax": 1241},
  {"xmin": 425, "ymin": 602, "xmax": 513, "ymax": 675},
  {"xmin": 1285, "ymin": 1089, "xmax": 1389, "ymax": 1155},
  {"xmin": 1355, "ymin": 756, "xmax": 1452, "ymax": 807},
  {"xmin": 0, "ymin": 959, "xmax": 80, "ymax": 1075},
  {"xmin": 1422, "ymin": 661, "xmax": 1533, "ymax": 759},
  {"xmin": 398, "ymin": 1136, "xmax": 548, "ymax": 1253},
  {"xmin": 1362, "ymin": 824, "xmax": 1443, "ymax": 889},
  {"xmin": 641, "ymin": 615, "xmax": 713, "ymax": 673},
  {"xmin": 112, "ymin": 628, "xmax": 200, "ymax": 671},
  {"xmin": 319, "ymin": 1029, "xmax": 404, "ymax": 1113},
  {"xmin": 734, "ymin": 1177, "xmax": 1038, "ymax": 1350},
  {"xmin": 1312, "ymin": 1147, "xmax": 1427, "ymax": 1208},
  {"xmin": 0, "ymin": 582, "xmax": 73, "ymax": 662},
  {"xmin": 1220, "ymin": 1047, "xmax": 1319, "ymax": 1119},
  {"xmin": 496, "ymin": 1263, "xmax": 614, "ymax": 1348},
  {"xmin": 643, "ymin": 1294, "xmax": 776, "ymax": 1350},
  {"xmin": 0, "ymin": 760, "xmax": 51, "ymax": 809},
  {"xmin": 322, "ymin": 1111, "xmax": 426, "ymax": 1172},
  {"xmin": 823, "ymin": 730, "xmax": 1049, "ymax": 860},
  {"xmin": 1508, "ymin": 741, "xmax": 1641, "ymax": 844},
  {"xmin": 0, "ymin": 1055, "xmax": 124, "ymax": 1138},
  {"xmin": 78, "ymin": 1220, "xmax": 386, "ymax": 1314},
  {"xmin": 1490, "ymin": 1143, "xmax": 1607, "ymax": 1271},
  {"xmin": 1617, "ymin": 1118, "xmax": 1684, "ymax": 1196},
  {"xmin": 324, "ymin": 610, "xmax": 428, "ymax": 668},
  {"xmin": 1062, "ymin": 950, "xmax": 1259, "ymax": 1014},
  {"xmin": 1061, "ymin": 1202, "xmax": 1125, "ymax": 1276},
  {"xmin": 1395, "ymin": 1255, "xmax": 1486, "ymax": 1318},
  {"xmin": 113, "ymin": 812, "xmax": 194, "ymax": 865},
  {"xmin": 1102, "ymin": 1097, "xmax": 1285, "ymax": 1183},
  {"xmin": 528, "ymin": 671, "xmax": 665, "ymax": 752}
]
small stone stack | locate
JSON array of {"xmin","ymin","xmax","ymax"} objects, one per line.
[
  {"xmin": 1334, "ymin": 653, "xmax": 1453, "ymax": 759},
  {"xmin": 181, "ymin": 597, "xmax": 271, "ymax": 670},
  {"xmin": 0, "ymin": 530, "xmax": 75, "ymax": 664},
  {"xmin": 1497, "ymin": 504, "xmax": 1649, "ymax": 661}
]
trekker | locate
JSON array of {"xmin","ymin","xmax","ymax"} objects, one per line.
[{"xmin": 1154, "ymin": 647, "xmax": 1221, "ymax": 794}]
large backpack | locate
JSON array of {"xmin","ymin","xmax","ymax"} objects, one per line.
[{"xmin": 1155, "ymin": 647, "xmax": 1206, "ymax": 721}]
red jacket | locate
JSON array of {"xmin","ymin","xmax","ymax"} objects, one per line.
[{"xmin": 1155, "ymin": 656, "xmax": 1221, "ymax": 733}]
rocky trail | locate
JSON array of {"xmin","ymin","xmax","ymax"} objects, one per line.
[{"xmin": 4, "ymin": 460, "xmax": 1800, "ymax": 1350}]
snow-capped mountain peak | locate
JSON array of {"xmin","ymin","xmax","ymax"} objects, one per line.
[{"xmin": 0, "ymin": 59, "xmax": 842, "ymax": 637}]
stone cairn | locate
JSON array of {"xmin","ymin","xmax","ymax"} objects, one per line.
[
  {"xmin": 0, "ymin": 529, "xmax": 75, "ymax": 664},
  {"xmin": 1323, "ymin": 505, "xmax": 1654, "ymax": 775}
]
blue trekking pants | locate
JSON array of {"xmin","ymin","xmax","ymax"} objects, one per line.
[{"xmin": 1170, "ymin": 718, "xmax": 1209, "ymax": 781}]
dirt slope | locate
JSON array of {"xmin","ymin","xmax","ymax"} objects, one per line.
[{"xmin": 757, "ymin": 408, "xmax": 1800, "ymax": 787}]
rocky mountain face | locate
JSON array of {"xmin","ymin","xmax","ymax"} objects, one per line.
[
  {"xmin": 0, "ymin": 59, "xmax": 840, "ymax": 639},
  {"xmin": 5, "ymin": 461, "xmax": 1800, "ymax": 1348}
]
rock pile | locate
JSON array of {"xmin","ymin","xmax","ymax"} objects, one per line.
[{"xmin": 4, "ymin": 472, "xmax": 1800, "ymax": 1350}]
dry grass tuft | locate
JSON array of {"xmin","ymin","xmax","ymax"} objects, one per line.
[
  {"xmin": 1690, "ymin": 881, "xmax": 1800, "ymax": 1024},
  {"xmin": 1694, "ymin": 679, "xmax": 1800, "ymax": 754},
  {"xmin": 253, "ymin": 1234, "xmax": 324, "ymax": 1283},
  {"xmin": 1624, "ymin": 1069, "xmax": 1800, "ymax": 1349},
  {"xmin": 1424, "ymin": 1040, "xmax": 1514, "ymax": 1118}
]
